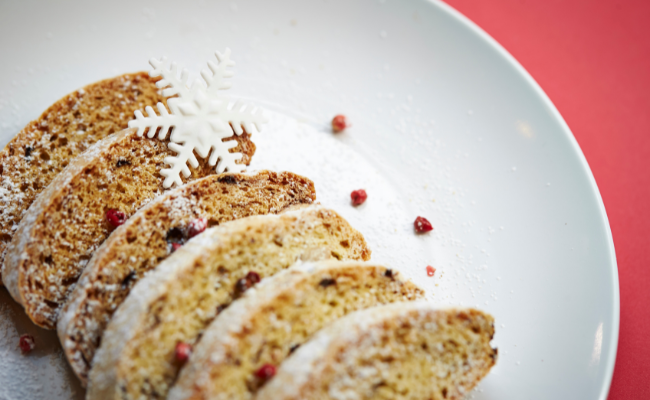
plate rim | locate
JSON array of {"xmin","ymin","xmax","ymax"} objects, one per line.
[{"xmin": 428, "ymin": 0, "xmax": 620, "ymax": 397}]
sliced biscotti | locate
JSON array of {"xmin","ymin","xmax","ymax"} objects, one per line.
[
  {"xmin": 58, "ymin": 171, "xmax": 316, "ymax": 384},
  {"xmin": 2, "ymin": 126, "xmax": 255, "ymax": 329},
  {"xmin": 257, "ymin": 304, "xmax": 497, "ymax": 400},
  {"xmin": 87, "ymin": 205, "xmax": 370, "ymax": 400},
  {"xmin": 169, "ymin": 260, "xmax": 425, "ymax": 400},
  {"xmin": 0, "ymin": 72, "xmax": 164, "ymax": 279}
]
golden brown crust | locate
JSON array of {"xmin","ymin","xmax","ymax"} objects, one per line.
[
  {"xmin": 58, "ymin": 171, "xmax": 316, "ymax": 384},
  {"xmin": 0, "ymin": 73, "xmax": 164, "ymax": 282},
  {"xmin": 2, "ymin": 127, "xmax": 256, "ymax": 329}
]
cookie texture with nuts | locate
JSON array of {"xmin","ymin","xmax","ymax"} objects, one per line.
[
  {"xmin": 87, "ymin": 205, "xmax": 370, "ymax": 400},
  {"xmin": 0, "ymin": 73, "xmax": 163, "ymax": 282},
  {"xmin": 58, "ymin": 170, "xmax": 316, "ymax": 384},
  {"xmin": 169, "ymin": 260, "xmax": 424, "ymax": 400},
  {"xmin": 257, "ymin": 303, "xmax": 497, "ymax": 400},
  {"xmin": 2, "ymin": 127, "xmax": 255, "ymax": 329}
]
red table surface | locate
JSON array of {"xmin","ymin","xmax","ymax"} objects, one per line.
[{"xmin": 443, "ymin": 0, "xmax": 650, "ymax": 398}]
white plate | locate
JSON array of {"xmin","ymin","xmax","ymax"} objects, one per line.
[{"xmin": 0, "ymin": 0, "xmax": 618, "ymax": 399}]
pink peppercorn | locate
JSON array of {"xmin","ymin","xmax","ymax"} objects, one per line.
[
  {"xmin": 414, "ymin": 216, "xmax": 434, "ymax": 233},
  {"xmin": 350, "ymin": 189, "xmax": 368, "ymax": 206},
  {"xmin": 255, "ymin": 364, "xmax": 277, "ymax": 380},
  {"xmin": 426, "ymin": 266, "xmax": 436, "ymax": 277},
  {"xmin": 188, "ymin": 218, "xmax": 207, "ymax": 238},
  {"xmin": 331, "ymin": 115, "xmax": 348, "ymax": 133},
  {"xmin": 106, "ymin": 209, "xmax": 127, "ymax": 227},
  {"xmin": 19, "ymin": 334, "xmax": 35, "ymax": 354},
  {"xmin": 175, "ymin": 342, "xmax": 192, "ymax": 363}
]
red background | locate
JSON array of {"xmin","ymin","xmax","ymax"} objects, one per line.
[{"xmin": 443, "ymin": 0, "xmax": 650, "ymax": 397}]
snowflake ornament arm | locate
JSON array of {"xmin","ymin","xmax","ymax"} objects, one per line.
[
  {"xmin": 128, "ymin": 56, "xmax": 195, "ymax": 140},
  {"xmin": 202, "ymin": 49, "xmax": 235, "ymax": 96},
  {"xmin": 128, "ymin": 48, "xmax": 268, "ymax": 188},
  {"xmin": 149, "ymin": 56, "xmax": 194, "ymax": 101},
  {"xmin": 130, "ymin": 102, "xmax": 182, "ymax": 139},
  {"xmin": 225, "ymin": 100, "xmax": 267, "ymax": 136}
]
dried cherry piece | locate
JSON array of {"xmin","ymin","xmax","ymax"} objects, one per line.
[
  {"xmin": 235, "ymin": 271, "xmax": 261, "ymax": 296},
  {"xmin": 235, "ymin": 278, "xmax": 250, "ymax": 295},
  {"xmin": 246, "ymin": 271, "xmax": 261, "ymax": 285},
  {"xmin": 188, "ymin": 218, "xmax": 207, "ymax": 238},
  {"xmin": 350, "ymin": 189, "xmax": 367, "ymax": 206},
  {"xmin": 106, "ymin": 209, "xmax": 127, "ymax": 227},
  {"xmin": 255, "ymin": 364, "xmax": 277, "ymax": 380},
  {"xmin": 414, "ymin": 216, "xmax": 433, "ymax": 233},
  {"xmin": 19, "ymin": 334, "xmax": 35, "ymax": 354},
  {"xmin": 174, "ymin": 342, "xmax": 192, "ymax": 363}
]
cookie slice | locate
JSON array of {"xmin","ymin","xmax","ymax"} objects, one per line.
[
  {"xmin": 86, "ymin": 205, "xmax": 370, "ymax": 400},
  {"xmin": 168, "ymin": 260, "xmax": 425, "ymax": 400},
  {"xmin": 0, "ymin": 72, "xmax": 163, "ymax": 281},
  {"xmin": 58, "ymin": 171, "xmax": 316, "ymax": 385},
  {"xmin": 256, "ymin": 303, "xmax": 497, "ymax": 400},
  {"xmin": 2, "ymin": 126, "xmax": 255, "ymax": 329}
]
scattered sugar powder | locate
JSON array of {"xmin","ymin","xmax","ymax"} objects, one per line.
[
  {"xmin": 250, "ymin": 112, "xmax": 422, "ymax": 276},
  {"xmin": 251, "ymin": 110, "xmax": 502, "ymax": 317}
]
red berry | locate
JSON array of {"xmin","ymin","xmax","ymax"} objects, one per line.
[
  {"xmin": 106, "ymin": 209, "xmax": 127, "ymax": 227},
  {"xmin": 188, "ymin": 218, "xmax": 207, "ymax": 238},
  {"xmin": 19, "ymin": 334, "xmax": 35, "ymax": 354},
  {"xmin": 426, "ymin": 266, "xmax": 436, "ymax": 277},
  {"xmin": 175, "ymin": 342, "xmax": 192, "ymax": 363},
  {"xmin": 171, "ymin": 242, "xmax": 182, "ymax": 252},
  {"xmin": 255, "ymin": 364, "xmax": 276, "ymax": 380},
  {"xmin": 350, "ymin": 189, "xmax": 368, "ymax": 206},
  {"xmin": 246, "ymin": 271, "xmax": 261, "ymax": 285},
  {"xmin": 331, "ymin": 114, "xmax": 348, "ymax": 133},
  {"xmin": 414, "ymin": 216, "xmax": 433, "ymax": 233}
]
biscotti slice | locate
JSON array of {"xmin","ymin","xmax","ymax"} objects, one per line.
[
  {"xmin": 256, "ymin": 303, "xmax": 497, "ymax": 400},
  {"xmin": 169, "ymin": 260, "xmax": 425, "ymax": 400},
  {"xmin": 87, "ymin": 205, "xmax": 370, "ymax": 400},
  {"xmin": 58, "ymin": 171, "xmax": 316, "ymax": 384},
  {"xmin": 0, "ymin": 72, "xmax": 164, "ymax": 281},
  {"xmin": 2, "ymin": 126, "xmax": 255, "ymax": 329}
]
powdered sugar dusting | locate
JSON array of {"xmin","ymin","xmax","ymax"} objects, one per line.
[
  {"xmin": 250, "ymin": 110, "xmax": 498, "ymax": 313},
  {"xmin": 251, "ymin": 112, "xmax": 424, "ymax": 279}
]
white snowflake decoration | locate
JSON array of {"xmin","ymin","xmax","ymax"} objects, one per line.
[{"xmin": 128, "ymin": 48, "xmax": 267, "ymax": 188}]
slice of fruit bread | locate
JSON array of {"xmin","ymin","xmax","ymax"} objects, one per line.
[
  {"xmin": 0, "ymin": 72, "xmax": 163, "ymax": 281},
  {"xmin": 168, "ymin": 260, "xmax": 425, "ymax": 400},
  {"xmin": 256, "ymin": 303, "xmax": 497, "ymax": 400},
  {"xmin": 58, "ymin": 170, "xmax": 316, "ymax": 385},
  {"xmin": 2, "ymin": 126, "xmax": 255, "ymax": 329},
  {"xmin": 86, "ymin": 205, "xmax": 371, "ymax": 400}
]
